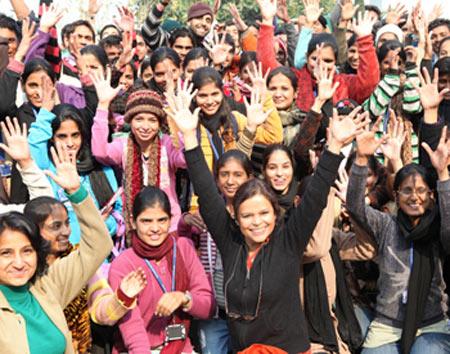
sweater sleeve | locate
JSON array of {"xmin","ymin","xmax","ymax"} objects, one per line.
[
  {"xmin": 28, "ymin": 108, "xmax": 54, "ymax": 170},
  {"xmin": 56, "ymin": 82, "xmax": 86, "ymax": 109},
  {"xmin": 141, "ymin": 5, "xmax": 169, "ymax": 50},
  {"xmin": 184, "ymin": 146, "xmax": 237, "ymax": 258},
  {"xmin": 44, "ymin": 189, "xmax": 113, "ymax": 308},
  {"xmin": 91, "ymin": 108, "xmax": 125, "ymax": 167},
  {"xmin": 346, "ymin": 163, "xmax": 392, "ymax": 245},
  {"xmin": 343, "ymin": 35, "xmax": 380, "ymax": 104},
  {"xmin": 256, "ymin": 24, "xmax": 281, "ymax": 74},
  {"xmin": 362, "ymin": 71, "xmax": 401, "ymax": 118},
  {"xmin": 17, "ymin": 161, "xmax": 53, "ymax": 199},
  {"xmin": 285, "ymin": 22, "xmax": 298, "ymax": 68},
  {"xmin": 437, "ymin": 179, "xmax": 450, "ymax": 254},
  {"xmin": 402, "ymin": 63, "xmax": 423, "ymax": 114},
  {"xmin": 335, "ymin": 27, "xmax": 348, "ymax": 66},
  {"xmin": 24, "ymin": 30, "xmax": 50, "ymax": 63},
  {"xmin": 294, "ymin": 27, "xmax": 312, "ymax": 69},
  {"xmin": 284, "ymin": 149, "xmax": 343, "ymax": 254}
]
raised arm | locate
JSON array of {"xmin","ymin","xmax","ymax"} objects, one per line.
[
  {"xmin": 256, "ymin": 0, "xmax": 281, "ymax": 72},
  {"xmin": 141, "ymin": 1, "xmax": 170, "ymax": 50}
]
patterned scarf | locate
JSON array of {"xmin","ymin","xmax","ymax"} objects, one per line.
[
  {"xmin": 124, "ymin": 135, "xmax": 161, "ymax": 246},
  {"xmin": 278, "ymin": 104, "xmax": 306, "ymax": 148}
]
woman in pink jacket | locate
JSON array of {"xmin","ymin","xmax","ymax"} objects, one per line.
[
  {"xmin": 108, "ymin": 186, "xmax": 215, "ymax": 353},
  {"xmin": 90, "ymin": 70, "xmax": 186, "ymax": 242}
]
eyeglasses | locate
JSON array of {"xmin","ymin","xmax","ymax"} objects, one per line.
[
  {"xmin": 224, "ymin": 246, "xmax": 263, "ymax": 321},
  {"xmin": 397, "ymin": 187, "xmax": 430, "ymax": 198}
]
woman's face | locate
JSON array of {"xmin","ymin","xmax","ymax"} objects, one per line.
[
  {"xmin": 438, "ymin": 73, "xmax": 450, "ymax": 101},
  {"xmin": 0, "ymin": 229, "xmax": 37, "ymax": 287},
  {"xmin": 268, "ymin": 73, "xmax": 296, "ymax": 110},
  {"xmin": 347, "ymin": 44, "xmax": 359, "ymax": 70},
  {"xmin": 153, "ymin": 59, "xmax": 180, "ymax": 91},
  {"xmin": 132, "ymin": 204, "xmax": 171, "ymax": 247},
  {"xmin": 184, "ymin": 57, "xmax": 208, "ymax": 82},
  {"xmin": 40, "ymin": 205, "xmax": 70, "ymax": 256},
  {"xmin": 23, "ymin": 70, "xmax": 54, "ymax": 108},
  {"xmin": 81, "ymin": 53, "xmax": 105, "ymax": 77},
  {"xmin": 396, "ymin": 174, "xmax": 432, "ymax": 220},
  {"xmin": 380, "ymin": 49, "xmax": 405, "ymax": 77},
  {"xmin": 307, "ymin": 46, "xmax": 336, "ymax": 78},
  {"xmin": 195, "ymin": 81, "xmax": 224, "ymax": 116},
  {"xmin": 240, "ymin": 61, "xmax": 256, "ymax": 85},
  {"xmin": 264, "ymin": 150, "xmax": 294, "ymax": 194},
  {"xmin": 237, "ymin": 194, "xmax": 276, "ymax": 250},
  {"xmin": 130, "ymin": 113, "xmax": 160, "ymax": 144},
  {"xmin": 53, "ymin": 119, "xmax": 83, "ymax": 160},
  {"xmin": 217, "ymin": 158, "xmax": 250, "ymax": 201},
  {"xmin": 135, "ymin": 34, "xmax": 149, "ymax": 61},
  {"xmin": 439, "ymin": 40, "xmax": 450, "ymax": 58},
  {"xmin": 141, "ymin": 66, "xmax": 153, "ymax": 82},
  {"xmin": 119, "ymin": 64, "xmax": 135, "ymax": 91}
]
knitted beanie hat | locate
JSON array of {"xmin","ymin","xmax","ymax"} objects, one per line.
[
  {"xmin": 187, "ymin": 2, "xmax": 213, "ymax": 21},
  {"xmin": 124, "ymin": 90, "xmax": 166, "ymax": 124},
  {"xmin": 375, "ymin": 24, "xmax": 404, "ymax": 46}
]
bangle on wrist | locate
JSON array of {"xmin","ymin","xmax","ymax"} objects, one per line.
[
  {"xmin": 182, "ymin": 291, "xmax": 192, "ymax": 311},
  {"xmin": 117, "ymin": 287, "xmax": 136, "ymax": 308}
]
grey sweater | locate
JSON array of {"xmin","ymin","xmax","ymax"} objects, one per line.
[{"xmin": 347, "ymin": 163, "xmax": 450, "ymax": 328}]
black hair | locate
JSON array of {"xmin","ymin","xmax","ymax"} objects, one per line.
[
  {"xmin": 169, "ymin": 27, "xmax": 195, "ymax": 47},
  {"xmin": 428, "ymin": 18, "xmax": 450, "ymax": 33},
  {"xmin": 132, "ymin": 186, "xmax": 171, "ymax": 219},
  {"xmin": 0, "ymin": 14, "xmax": 21, "ymax": 41},
  {"xmin": 61, "ymin": 23, "xmax": 75, "ymax": 44},
  {"xmin": 347, "ymin": 33, "xmax": 357, "ymax": 48},
  {"xmin": 50, "ymin": 104, "xmax": 87, "ymax": 153},
  {"xmin": 22, "ymin": 58, "xmax": 56, "ymax": 84},
  {"xmin": 99, "ymin": 24, "xmax": 121, "ymax": 40},
  {"xmin": 0, "ymin": 212, "xmax": 49, "ymax": 283},
  {"xmin": 140, "ymin": 58, "xmax": 152, "ymax": 77},
  {"xmin": 150, "ymin": 47, "xmax": 181, "ymax": 71},
  {"xmin": 266, "ymin": 66, "xmax": 298, "ymax": 91},
  {"xmin": 377, "ymin": 40, "xmax": 406, "ymax": 64},
  {"xmin": 219, "ymin": 32, "xmax": 236, "ymax": 54},
  {"xmin": 99, "ymin": 35, "xmax": 122, "ymax": 50},
  {"xmin": 364, "ymin": 5, "xmax": 381, "ymax": 18},
  {"xmin": 239, "ymin": 51, "xmax": 257, "ymax": 72},
  {"xmin": 214, "ymin": 149, "xmax": 253, "ymax": 179},
  {"xmin": 70, "ymin": 19, "xmax": 95, "ymax": 42},
  {"xmin": 183, "ymin": 47, "xmax": 209, "ymax": 69},
  {"xmin": 307, "ymin": 33, "xmax": 338, "ymax": 59},
  {"xmin": 434, "ymin": 56, "xmax": 450, "ymax": 76},
  {"xmin": 80, "ymin": 44, "xmax": 109, "ymax": 70},
  {"xmin": 262, "ymin": 144, "xmax": 294, "ymax": 171},
  {"xmin": 439, "ymin": 36, "xmax": 450, "ymax": 55},
  {"xmin": 24, "ymin": 197, "xmax": 66, "ymax": 228},
  {"xmin": 393, "ymin": 163, "xmax": 430, "ymax": 191}
]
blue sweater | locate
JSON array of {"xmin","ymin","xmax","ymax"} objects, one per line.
[{"xmin": 28, "ymin": 108, "xmax": 122, "ymax": 244}]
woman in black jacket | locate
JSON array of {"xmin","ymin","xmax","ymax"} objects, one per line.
[{"xmin": 166, "ymin": 84, "xmax": 368, "ymax": 353}]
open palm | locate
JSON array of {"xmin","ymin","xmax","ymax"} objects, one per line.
[
  {"xmin": 46, "ymin": 143, "xmax": 80, "ymax": 194},
  {"xmin": 356, "ymin": 116, "xmax": 386, "ymax": 157},
  {"xmin": 165, "ymin": 82, "xmax": 199, "ymax": 135},
  {"xmin": 0, "ymin": 117, "xmax": 30, "ymax": 162},
  {"xmin": 422, "ymin": 126, "xmax": 449, "ymax": 175}
]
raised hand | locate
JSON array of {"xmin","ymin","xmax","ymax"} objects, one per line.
[
  {"xmin": 40, "ymin": 4, "xmax": 65, "ymax": 33},
  {"xmin": 411, "ymin": 68, "xmax": 449, "ymax": 111},
  {"xmin": 276, "ymin": 0, "xmax": 290, "ymax": 23},
  {"xmin": 428, "ymin": 3, "xmax": 443, "ymax": 23},
  {"xmin": 119, "ymin": 268, "xmax": 147, "ymax": 299},
  {"xmin": 256, "ymin": 0, "xmax": 277, "ymax": 24},
  {"xmin": 213, "ymin": 0, "xmax": 222, "ymax": 16},
  {"xmin": 90, "ymin": 68, "xmax": 122, "ymax": 108},
  {"xmin": 380, "ymin": 109, "xmax": 406, "ymax": 163},
  {"xmin": 114, "ymin": 6, "xmax": 135, "ymax": 33},
  {"xmin": 303, "ymin": 0, "xmax": 324, "ymax": 27},
  {"xmin": 244, "ymin": 61, "xmax": 269, "ymax": 102},
  {"xmin": 0, "ymin": 117, "xmax": 31, "ymax": 168},
  {"xmin": 422, "ymin": 126, "xmax": 449, "ymax": 180},
  {"xmin": 40, "ymin": 76, "xmax": 56, "ymax": 112},
  {"xmin": 385, "ymin": 3, "xmax": 408, "ymax": 25},
  {"xmin": 339, "ymin": 0, "xmax": 359, "ymax": 22},
  {"xmin": 316, "ymin": 62, "xmax": 340, "ymax": 102},
  {"xmin": 165, "ymin": 80, "xmax": 199, "ymax": 135},
  {"xmin": 352, "ymin": 11, "xmax": 377, "ymax": 38},
  {"xmin": 88, "ymin": 0, "xmax": 102, "ymax": 17},
  {"xmin": 228, "ymin": 4, "xmax": 248, "ymax": 32},
  {"xmin": 335, "ymin": 168, "xmax": 349, "ymax": 204},
  {"xmin": 356, "ymin": 116, "xmax": 387, "ymax": 157},
  {"xmin": 14, "ymin": 17, "xmax": 37, "ymax": 62},
  {"xmin": 244, "ymin": 86, "xmax": 273, "ymax": 133},
  {"xmin": 46, "ymin": 142, "xmax": 80, "ymax": 194},
  {"xmin": 115, "ymin": 31, "xmax": 134, "ymax": 69},
  {"xmin": 203, "ymin": 31, "xmax": 229, "ymax": 65}
]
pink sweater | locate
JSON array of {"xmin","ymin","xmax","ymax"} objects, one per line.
[
  {"xmin": 91, "ymin": 109, "xmax": 186, "ymax": 231},
  {"xmin": 108, "ymin": 237, "xmax": 215, "ymax": 353}
]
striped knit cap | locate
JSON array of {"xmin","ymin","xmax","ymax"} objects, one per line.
[{"xmin": 124, "ymin": 90, "xmax": 166, "ymax": 124}]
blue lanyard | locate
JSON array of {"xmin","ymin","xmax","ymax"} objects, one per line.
[
  {"xmin": 205, "ymin": 129, "xmax": 223, "ymax": 160},
  {"xmin": 144, "ymin": 238, "xmax": 177, "ymax": 293}
]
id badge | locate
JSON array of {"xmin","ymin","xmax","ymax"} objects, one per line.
[{"xmin": 165, "ymin": 323, "xmax": 186, "ymax": 343}]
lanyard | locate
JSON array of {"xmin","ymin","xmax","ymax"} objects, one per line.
[
  {"xmin": 205, "ymin": 129, "xmax": 223, "ymax": 160},
  {"xmin": 144, "ymin": 239, "xmax": 177, "ymax": 293}
]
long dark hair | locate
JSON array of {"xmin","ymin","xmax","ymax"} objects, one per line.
[
  {"xmin": 24, "ymin": 197, "xmax": 67, "ymax": 228},
  {"xmin": 132, "ymin": 186, "xmax": 172, "ymax": 219},
  {"xmin": 22, "ymin": 58, "xmax": 56, "ymax": 84}
]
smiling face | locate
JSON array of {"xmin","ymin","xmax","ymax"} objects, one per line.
[
  {"xmin": 268, "ymin": 73, "xmax": 296, "ymax": 111},
  {"xmin": 53, "ymin": 119, "xmax": 83, "ymax": 160},
  {"xmin": 0, "ymin": 229, "xmax": 37, "ymax": 286},
  {"xmin": 119, "ymin": 64, "xmax": 135, "ymax": 91},
  {"xmin": 431, "ymin": 25, "xmax": 450, "ymax": 54},
  {"xmin": 130, "ymin": 112, "xmax": 160, "ymax": 144},
  {"xmin": 217, "ymin": 158, "xmax": 250, "ymax": 201},
  {"xmin": 40, "ymin": 205, "xmax": 70, "ymax": 256},
  {"xmin": 153, "ymin": 59, "xmax": 180, "ymax": 91},
  {"xmin": 347, "ymin": 44, "xmax": 359, "ymax": 70},
  {"xmin": 307, "ymin": 46, "xmax": 336, "ymax": 79},
  {"xmin": 264, "ymin": 150, "xmax": 294, "ymax": 194},
  {"xmin": 23, "ymin": 70, "xmax": 54, "ymax": 108},
  {"xmin": 171, "ymin": 36, "xmax": 194, "ymax": 63},
  {"xmin": 237, "ymin": 194, "xmax": 276, "ymax": 250},
  {"xmin": 396, "ymin": 174, "xmax": 432, "ymax": 223},
  {"xmin": 188, "ymin": 14, "xmax": 213, "ymax": 38},
  {"xmin": 195, "ymin": 81, "xmax": 224, "ymax": 116},
  {"xmin": 132, "ymin": 204, "xmax": 171, "ymax": 247}
]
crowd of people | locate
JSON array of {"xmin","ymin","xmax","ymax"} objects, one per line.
[{"xmin": 0, "ymin": 0, "xmax": 449, "ymax": 353}]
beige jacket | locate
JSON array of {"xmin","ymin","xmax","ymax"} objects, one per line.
[{"xmin": 0, "ymin": 195, "xmax": 113, "ymax": 354}]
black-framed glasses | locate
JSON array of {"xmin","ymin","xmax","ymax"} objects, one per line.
[{"xmin": 224, "ymin": 246, "xmax": 264, "ymax": 321}]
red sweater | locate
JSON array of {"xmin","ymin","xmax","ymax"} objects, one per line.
[{"xmin": 257, "ymin": 24, "xmax": 380, "ymax": 112}]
